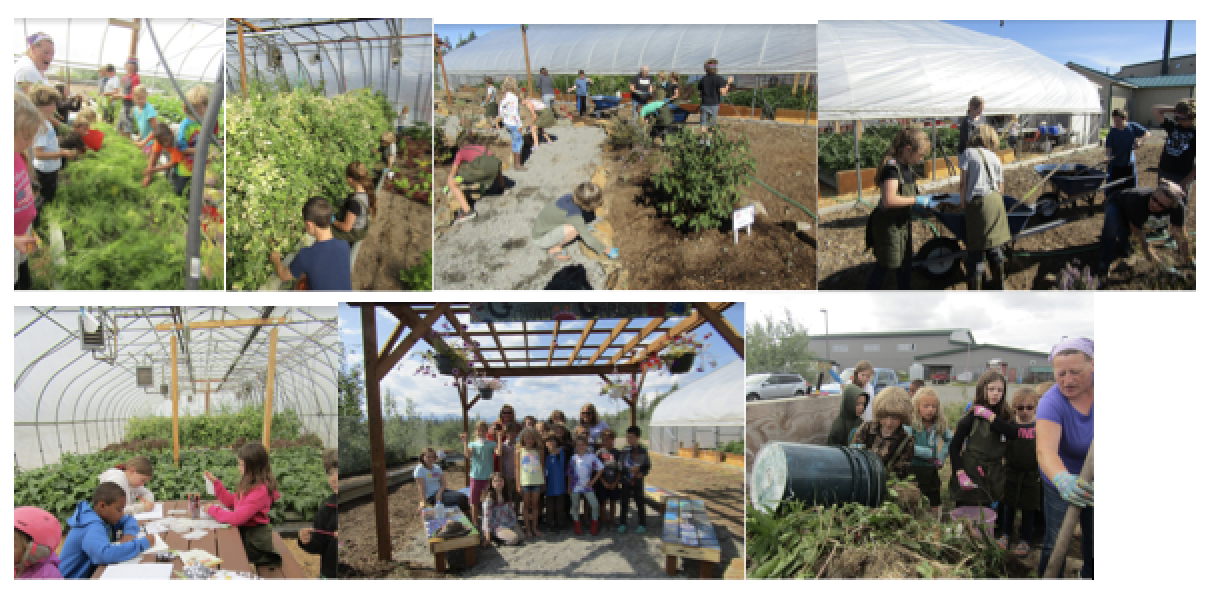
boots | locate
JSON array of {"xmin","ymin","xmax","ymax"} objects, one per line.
[
  {"xmin": 590, "ymin": 520, "xmax": 600, "ymax": 536},
  {"xmin": 988, "ymin": 260, "xmax": 1007, "ymax": 291},
  {"xmin": 573, "ymin": 520, "xmax": 583, "ymax": 535},
  {"xmin": 512, "ymin": 153, "xmax": 527, "ymax": 171}
]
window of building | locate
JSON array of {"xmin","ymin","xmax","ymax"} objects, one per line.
[
  {"xmin": 832, "ymin": 344, "xmax": 848, "ymax": 353},
  {"xmin": 864, "ymin": 344, "xmax": 880, "ymax": 352},
  {"xmin": 898, "ymin": 343, "xmax": 915, "ymax": 352}
]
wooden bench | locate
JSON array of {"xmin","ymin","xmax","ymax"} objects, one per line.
[
  {"xmin": 661, "ymin": 498, "xmax": 722, "ymax": 579},
  {"xmin": 643, "ymin": 484, "xmax": 684, "ymax": 515},
  {"xmin": 422, "ymin": 506, "xmax": 479, "ymax": 572}
]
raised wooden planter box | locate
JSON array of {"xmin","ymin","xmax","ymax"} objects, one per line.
[
  {"xmin": 697, "ymin": 450, "xmax": 724, "ymax": 464},
  {"xmin": 676, "ymin": 447, "xmax": 696, "ymax": 459},
  {"xmin": 774, "ymin": 108, "xmax": 817, "ymax": 125},
  {"xmin": 832, "ymin": 149, "xmax": 1019, "ymax": 195},
  {"xmin": 717, "ymin": 104, "xmax": 761, "ymax": 118},
  {"xmin": 723, "ymin": 454, "xmax": 746, "ymax": 469}
]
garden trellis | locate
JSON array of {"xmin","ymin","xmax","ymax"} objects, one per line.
[
  {"xmin": 14, "ymin": 306, "xmax": 341, "ymax": 470},
  {"xmin": 349, "ymin": 302, "xmax": 744, "ymax": 561},
  {"xmin": 225, "ymin": 18, "xmax": 434, "ymax": 125}
]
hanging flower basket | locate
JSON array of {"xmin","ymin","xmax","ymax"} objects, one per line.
[
  {"xmin": 435, "ymin": 354, "xmax": 457, "ymax": 375},
  {"xmin": 478, "ymin": 388, "xmax": 494, "ymax": 401},
  {"xmin": 610, "ymin": 385, "xmax": 627, "ymax": 400},
  {"xmin": 667, "ymin": 352, "xmax": 696, "ymax": 374}
]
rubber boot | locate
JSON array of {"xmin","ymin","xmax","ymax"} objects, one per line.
[
  {"xmin": 573, "ymin": 520, "xmax": 583, "ymax": 535},
  {"xmin": 590, "ymin": 520, "xmax": 600, "ymax": 535},
  {"xmin": 988, "ymin": 260, "xmax": 1006, "ymax": 291},
  {"xmin": 968, "ymin": 269, "xmax": 983, "ymax": 291},
  {"xmin": 512, "ymin": 153, "xmax": 527, "ymax": 171}
]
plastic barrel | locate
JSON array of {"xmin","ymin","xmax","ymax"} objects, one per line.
[{"xmin": 750, "ymin": 441, "xmax": 888, "ymax": 513}]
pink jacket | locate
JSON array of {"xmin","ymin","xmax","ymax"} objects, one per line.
[
  {"xmin": 206, "ymin": 480, "xmax": 280, "ymax": 527},
  {"xmin": 17, "ymin": 552, "xmax": 63, "ymax": 579}
]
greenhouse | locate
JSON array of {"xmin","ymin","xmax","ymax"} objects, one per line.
[
  {"xmin": 224, "ymin": 19, "xmax": 434, "ymax": 292},
  {"xmin": 14, "ymin": 18, "xmax": 225, "ymax": 290},
  {"xmin": 649, "ymin": 359, "xmax": 744, "ymax": 455}
]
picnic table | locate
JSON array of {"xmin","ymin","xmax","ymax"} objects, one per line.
[
  {"xmin": 422, "ymin": 505, "xmax": 480, "ymax": 572},
  {"xmin": 90, "ymin": 499, "xmax": 306, "ymax": 580},
  {"xmin": 661, "ymin": 498, "xmax": 721, "ymax": 578}
]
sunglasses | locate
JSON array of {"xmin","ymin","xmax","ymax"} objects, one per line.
[{"xmin": 1015, "ymin": 405, "xmax": 1035, "ymax": 411}]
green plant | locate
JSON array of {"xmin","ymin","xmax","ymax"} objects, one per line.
[
  {"xmin": 399, "ymin": 250, "xmax": 433, "ymax": 290},
  {"xmin": 721, "ymin": 440, "xmax": 744, "ymax": 455},
  {"xmin": 147, "ymin": 94, "xmax": 186, "ymax": 124},
  {"xmin": 124, "ymin": 404, "xmax": 303, "ymax": 447},
  {"xmin": 650, "ymin": 126, "xmax": 755, "ymax": 232}
]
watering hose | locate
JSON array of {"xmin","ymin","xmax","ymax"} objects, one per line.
[{"xmin": 747, "ymin": 175, "xmax": 816, "ymax": 220}]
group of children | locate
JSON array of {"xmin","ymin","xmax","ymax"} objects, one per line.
[
  {"xmin": 828, "ymin": 360, "xmax": 1047, "ymax": 556},
  {"xmin": 16, "ymin": 442, "xmax": 339, "ymax": 580}
]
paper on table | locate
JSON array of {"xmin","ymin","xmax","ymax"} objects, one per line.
[
  {"xmin": 182, "ymin": 530, "xmax": 208, "ymax": 540},
  {"xmin": 205, "ymin": 477, "xmax": 215, "ymax": 495},
  {"xmin": 177, "ymin": 549, "xmax": 222, "ymax": 567},
  {"xmin": 98, "ymin": 563, "xmax": 175, "ymax": 580},
  {"xmin": 145, "ymin": 533, "xmax": 170, "ymax": 553},
  {"xmin": 134, "ymin": 503, "xmax": 164, "ymax": 521}
]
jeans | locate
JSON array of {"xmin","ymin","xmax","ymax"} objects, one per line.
[
  {"xmin": 544, "ymin": 493, "xmax": 567, "ymax": 529},
  {"xmin": 1107, "ymin": 163, "xmax": 1138, "ymax": 193},
  {"xmin": 507, "ymin": 125, "xmax": 523, "ymax": 154},
  {"xmin": 700, "ymin": 105, "xmax": 719, "ymax": 128},
  {"xmin": 577, "ymin": 96, "xmax": 588, "ymax": 116},
  {"xmin": 619, "ymin": 478, "xmax": 647, "ymax": 527},
  {"xmin": 1098, "ymin": 197, "xmax": 1129, "ymax": 272},
  {"xmin": 999, "ymin": 503, "xmax": 1037, "ymax": 543},
  {"xmin": 1038, "ymin": 481, "xmax": 1093, "ymax": 579},
  {"xmin": 542, "ymin": 94, "xmax": 555, "ymax": 113},
  {"xmin": 570, "ymin": 491, "xmax": 600, "ymax": 521},
  {"xmin": 171, "ymin": 169, "xmax": 191, "ymax": 197}
]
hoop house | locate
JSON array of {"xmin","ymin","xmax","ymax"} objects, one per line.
[
  {"xmin": 649, "ymin": 359, "xmax": 744, "ymax": 454},
  {"xmin": 14, "ymin": 306, "xmax": 341, "ymax": 470}
]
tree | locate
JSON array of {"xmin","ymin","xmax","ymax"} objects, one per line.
[
  {"xmin": 337, "ymin": 363, "xmax": 364, "ymax": 419},
  {"xmin": 747, "ymin": 311, "xmax": 818, "ymax": 380}
]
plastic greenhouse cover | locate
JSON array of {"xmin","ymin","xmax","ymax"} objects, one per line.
[
  {"xmin": 225, "ymin": 18, "xmax": 433, "ymax": 124},
  {"xmin": 14, "ymin": 307, "xmax": 341, "ymax": 468},
  {"xmin": 441, "ymin": 24, "xmax": 816, "ymax": 76},
  {"xmin": 819, "ymin": 21, "xmax": 1102, "ymax": 121},
  {"xmin": 650, "ymin": 360, "xmax": 744, "ymax": 428},
  {"xmin": 14, "ymin": 18, "xmax": 225, "ymax": 83}
]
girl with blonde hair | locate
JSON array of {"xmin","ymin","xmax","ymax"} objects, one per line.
[
  {"xmin": 908, "ymin": 388, "xmax": 952, "ymax": 513},
  {"xmin": 866, "ymin": 127, "xmax": 933, "ymax": 290},
  {"xmin": 15, "ymin": 91, "xmax": 43, "ymax": 290},
  {"xmin": 498, "ymin": 77, "xmax": 526, "ymax": 171},
  {"xmin": 29, "ymin": 85, "xmax": 78, "ymax": 209}
]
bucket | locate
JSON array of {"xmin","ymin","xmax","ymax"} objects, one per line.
[
  {"xmin": 949, "ymin": 506, "xmax": 997, "ymax": 538},
  {"xmin": 82, "ymin": 129, "xmax": 105, "ymax": 151},
  {"xmin": 750, "ymin": 442, "xmax": 887, "ymax": 513}
]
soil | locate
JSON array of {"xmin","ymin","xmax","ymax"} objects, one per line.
[
  {"xmin": 818, "ymin": 136, "xmax": 1195, "ymax": 290},
  {"xmin": 338, "ymin": 453, "xmax": 745, "ymax": 579},
  {"xmin": 351, "ymin": 165, "xmax": 432, "ymax": 290},
  {"xmin": 283, "ymin": 537, "xmax": 322, "ymax": 578}
]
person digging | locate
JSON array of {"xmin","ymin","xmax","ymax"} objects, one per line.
[
  {"xmin": 445, "ymin": 143, "xmax": 506, "ymax": 225},
  {"xmin": 638, "ymin": 100, "xmax": 676, "ymax": 140}
]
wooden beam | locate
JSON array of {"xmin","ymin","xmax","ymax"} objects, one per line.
[
  {"xmin": 694, "ymin": 302, "xmax": 744, "ymax": 358},
  {"xmin": 587, "ymin": 318, "xmax": 631, "ymax": 366},
  {"xmin": 435, "ymin": 38, "xmax": 453, "ymax": 108},
  {"xmin": 480, "ymin": 364, "xmax": 642, "ymax": 377},
  {"xmin": 439, "ymin": 304, "xmax": 493, "ymax": 373},
  {"xmin": 568, "ymin": 320, "xmax": 596, "ymax": 365},
  {"xmin": 459, "ymin": 382, "xmax": 471, "ymax": 486},
  {"xmin": 375, "ymin": 304, "xmax": 443, "ymax": 383},
  {"xmin": 486, "ymin": 321, "xmax": 509, "ymax": 367},
  {"xmin": 792, "ymin": 72, "xmax": 800, "ymax": 96},
  {"xmin": 360, "ymin": 304, "xmax": 393, "ymax": 562},
  {"xmin": 378, "ymin": 317, "xmax": 407, "ymax": 365},
  {"xmin": 521, "ymin": 25, "xmax": 534, "ymax": 106},
  {"xmin": 631, "ymin": 311, "xmax": 710, "ymax": 364},
  {"xmin": 238, "ymin": 21, "xmax": 248, "ymax": 100},
  {"xmin": 608, "ymin": 317, "xmax": 665, "ymax": 366},
  {"xmin": 155, "ymin": 317, "xmax": 286, "ymax": 331},
  {"xmin": 171, "ymin": 336, "xmax": 179, "ymax": 466},
  {"xmin": 546, "ymin": 320, "xmax": 561, "ymax": 366},
  {"xmin": 631, "ymin": 369, "xmax": 648, "ymax": 427},
  {"xmin": 127, "ymin": 19, "xmax": 140, "ymax": 62},
  {"xmin": 108, "ymin": 18, "xmax": 138, "ymax": 29},
  {"xmin": 205, "ymin": 383, "xmax": 210, "ymax": 415},
  {"xmin": 261, "ymin": 327, "xmax": 279, "ymax": 451}
]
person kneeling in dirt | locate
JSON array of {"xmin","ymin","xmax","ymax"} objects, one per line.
[
  {"xmin": 269, "ymin": 197, "xmax": 352, "ymax": 291},
  {"xmin": 960, "ymin": 124, "xmax": 1010, "ymax": 290},
  {"xmin": 866, "ymin": 128, "xmax": 932, "ymax": 290},
  {"xmin": 447, "ymin": 143, "xmax": 505, "ymax": 224},
  {"xmin": 850, "ymin": 387, "xmax": 915, "ymax": 479},
  {"xmin": 530, "ymin": 182, "xmax": 619, "ymax": 262},
  {"xmin": 1096, "ymin": 180, "xmax": 1191, "ymax": 278},
  {"xmin": 639, "ymin": 99, "xmax": 676, "ymax": 140}
]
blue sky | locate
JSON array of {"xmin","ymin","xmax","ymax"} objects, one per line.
[
  {"xmin": 337, "ymin": 303, "xmax": 745, "ymax": 417},
  {"xmin": 943, "ymin": 20, "xmax": 1196, "ymax": 74},
  {"xmin": 434, "ymin": 24, "xmax": 518, "ymax": 48}
]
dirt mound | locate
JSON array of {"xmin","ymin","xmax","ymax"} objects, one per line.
[{"xmin": 829, "ymin": 544, "xmax": 922, "ymax": 578}]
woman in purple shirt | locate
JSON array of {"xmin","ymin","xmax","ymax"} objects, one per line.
[{"xmin": 1036, "ymin": 337, "xmax": 1094, "ymax": 579}]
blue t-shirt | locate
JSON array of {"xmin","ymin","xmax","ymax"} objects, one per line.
[
  {"xmin": 288, "ymin": 238, "xmax": 352, "ymax": 291},
  {"xmin": 134, "ymin": 103, "xmax": 158, "ymax": 139},
  {"xmin": 1036, "ymin": 385, "xmax": 1093, "ymax": 487},
  {"xmin": 468, "ymin": 439, "xmax": 496, "ymax": 480},
  {"xmin": 544, "ymin": 447, "xmax": 569, "ymax": 496},
  {"xmin": 1104, "ymin": 122, "xmax": 1148, "ymax": 167},
  {"xmin": 575, "ymin": 77, "xmax": 590, "ymax": 97}
]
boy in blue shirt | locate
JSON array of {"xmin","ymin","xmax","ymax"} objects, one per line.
[
  {"xmin": 543, "ymin": 433, "xmax": 570, "ymax": 532},
  {"xmin": 59, "ymin": 482, "xmax": 151, "ymax": 579},
  {"xmin": 270, "ymin": 197, "xmax": 352, "ymax": 291},
  {"xmin": 1103, "ymin": 108, "xmax": 1150, "ymax": 194}
]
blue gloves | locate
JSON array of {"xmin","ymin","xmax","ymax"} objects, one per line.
[
  {"xmin": 607, "ymin": 247, "xmax": 619, "ymax": 259},
  {"xmin": 914, "ymin": 445, "xmax": 934, "ymax": 459},
  {"xmin": 1053, "ymin": 471, "xmax": 1093, "ymax": 507},
  {"xmin": 850, "ymin": 443, "xmax": 866, "ymax": 449},
  {"xmin": 915, "ymin": 194, "xmax": 934, "ymax": 208}
]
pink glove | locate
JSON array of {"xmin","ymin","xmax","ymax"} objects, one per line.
[
  {"xmin": 957, "ymin": 470, "xmax": 977, "ymax": 490},
  {"xmin": 972, "ymin": 405, "xmax": 995, "ymax": 420},
  {"xmin": 932, "ymin": 458, "xmax": 944, "ymax": 469}
]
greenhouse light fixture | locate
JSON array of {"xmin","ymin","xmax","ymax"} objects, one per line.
[{"xmin": 79, "ymin": 309, "xmax": 105, "ymax": 351}]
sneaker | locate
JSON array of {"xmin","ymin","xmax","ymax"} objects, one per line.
[
  {"xmin": 454, "ymin": 209, "xmax": 478, "ymax": 224},
  {"xmin": 636, "ymin": 525, "xmax": 646, "ymax": 534},
  {"xmin": 617, "ymin": 524, "xmax": 627, "ymax": 533}
]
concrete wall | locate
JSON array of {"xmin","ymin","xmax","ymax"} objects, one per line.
[
  {"xmin": 1117, "ymin": 55, "xmax": 1196, "ymax": 77},
  {"xmin": 746, "ymin": 395, "xmax": 840, "ymax": 462}
]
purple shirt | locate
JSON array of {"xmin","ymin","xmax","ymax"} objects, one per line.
[
  {"xmin": 1036, "ymin": 385, "xmax": 1094, "ymax": 487},
  {"xmin": 18, "ymin": 552, "xmax": 63, "ymax": 579}
]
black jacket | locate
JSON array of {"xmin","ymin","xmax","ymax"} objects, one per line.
[{"xmin": 299, "ymin": 493, "xmax": 338, "ymax": 578}]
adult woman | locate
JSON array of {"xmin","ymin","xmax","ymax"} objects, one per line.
[
  {"xmin": 960, "ymin": 124, "xmax": 1010, "ymax": 290},
  {"xmin": 498, "ymin": 77, "xmax": 526, "ymax": 171},
  {"xmin": 579, "ymin": 403, "xmax": 609, "ymax": 448},
  {"xmin": 1036, "ymin": 338, "xmax": 1094, "ymax": 579},
  {"xmin": 15, "ymin": 33, "xmax": 54, "ymax": 93}
]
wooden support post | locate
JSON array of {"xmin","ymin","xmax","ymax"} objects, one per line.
[
  {"xmin": 238, "ymin": 21, "xmax": 248, "ymax": 100},
  {"xmin": 360, "ymin": 304, "xmax": 393, "ymax": 562},
  {"xmin": 791, "ymin": 73, "xmax": 800, "ymax": 96},
  {"xmin": 435, "ymin": 39, "xmax": 453, "ymax": 109},
  {"xmin": 631, "ymin": 369, "xmax": 648, "ymax": 428},
  {"xmin": 128, "ymin": 19, "xmax": 140, "ymax": 63},
  {"xmin": 261, "ymin": 327, "xmax": 279, "ymax": 450},
  {"xmin": 521, "ymin": 25, "xmax": 534, "ymax": 99},
  {"xmin": 459, "ymin": 382, "xmax": 471, "ymax": 486},
  {"xmin": 693, "ymin": 303, "xmax": 745, "ymax": 358},
  {"xmin": 205, "ymin": 382, "xmax": 211, "ymax": 415},
  {"xmin": 171, "ymin": 336, "xmax": 179, "ymax": 466}
]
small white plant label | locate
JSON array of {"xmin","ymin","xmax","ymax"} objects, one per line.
[{"xmin": 733, "ymin": 205, "xmax": 755, "ymax": 244}]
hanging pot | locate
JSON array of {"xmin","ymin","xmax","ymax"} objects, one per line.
[
  {"xmin": 668, "ymin": 352, "xmax": 696, "ymax": 374},
  {"xmin": 435, "ymin": 354, "xmax": 457, "ymax": 375},
  {"xmin": 609, "ymin": 385, "xmax": 627, "ymax": 400},
  {"xmin": 478, "ymin": 388, "xmax": 494, "ymax": 401}
]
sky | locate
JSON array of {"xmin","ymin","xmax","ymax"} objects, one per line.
[
  {"xmin": 749, "ymin": 293, "xmax": 1093, "ymax": 354},
  {"xmin": 434, "ymin": 24, "xmax": 518, "ymax": 48},
  {"xmin": 338, "ymin": 303, "xmax": 745, "ymax": 418},
  {"xmin": 943, "ymin": 20, "xmax": 1196, "ymax": 75}
]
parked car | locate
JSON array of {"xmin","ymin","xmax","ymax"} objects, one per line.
[
  {"xmin": 746, "ymin": 373, "xmax": 810, "ymax": 401},
  {"xmin": 931, "ymin": 371, "xmax": 949, "ymax": 384},
  {"xmin": 820, "ymin": 367, "xmax": 910, "ymax": 395}
]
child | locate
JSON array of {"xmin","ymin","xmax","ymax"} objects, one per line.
[
  {"xmin": 143, "ymin": 123, "xmax": 184, "ymax": 187},
  {"xmin": 1007, "ymin": 116, "xmax": 1020, "ymax": 152},
  {"xmin": 59, "ymin": 116, "xmax": 92, "ymax": 163},
  {"xmin": 15, "ymin": 506, "xmax": 63, "ymax": 579},
  {"xmin": 549, "ymin": 410, "xmax": 568, "ymax": 428},
  {"xmin": 908, "ymin": 388, "xmax": 952, "ymax": 514},
  {"xmin": 173, "ymin": 85, "xmax": 211, "ymax": 197},
  {"xmin": 97, "ymin": 456, "xmax": 155, "ymax": 514},
  {"xmin": 957, "ymin": 96, "xmax": 984, "ymax": 155},
  {"xmin": 446, "ymin": 143, "xmax": 504, "ymax": 224},
  {"xmin": 204, "ymin": 441, "xmax": 282, "ymax": 566},
  {"xmin": 269, "ymin": 197, "xmax": 353, "ymax": 291},
  {"xmin": 850, "ymin": 387, "xmax": 916, "ymax": 479},
  {"xmin": 542, "ymin": 432, "xmax": 569, "ymax": 534},
  {"xmin": 552, "ymin": 423, "xmax": 572, "ymax": 448},
  {"xmin": 298, "ymin": 449, "xmax": 338, "ymax": 578},
  {"xmin": 514, "ymin": 428, "xmax": 546, "ymax": 538},
  {"xmin": 378, "ymin": 131, "xmax": 397, "ymax": 171},
  {"xmin": 530, "ymin": 181, "xmax": 619, "ymax": 262},
  {"xmin": 523, "ymin": 93, "xmax": 554, "ymax": 151},
  {"xmin": 15, "ymin": 91, "xmax": 42, "ymax": 291},
  {"xmin": 573, "ymin": 424, "xmax": 590, "ymax": 446},
  {"xmin": 569, "ymin": 71, "xmax": 592, "ymax": 117},
  {"xmin": 130, "ymin": 85, "xmax": 158, "ymax": 154},
  {"xmin": 498, "ymin": 424, "xmax": 521, "ymax": 513},
  {"xmin": 972, "ymin": 386, "xmax": 1042, "ymax": 555},
  {"xmin": 617, "ymin": 426, "xmax": 652, "ymax": 534},
  {"xmin": 483, "ymin": 77, "xmax": 499, "ymax": 129},
  {"xmin": 595, "ymin": 429, "xmax": 623, "ymax": 530},
  {"xmin": 332, "ymin": 162, "xmax": 376, "ymax": 244},
  {"xmin": 1151, "ymin": 99, "xmax": 1195, "ymax": 193},
  {"xmin": 866, "ymin": 127, "xmax": 932, "ymax": 290},
  {"xmin": 524, "ymin": 416, "xmax": 538, "ymax": 429},
  {"xmin": 948, "ymin": 371, "xmax": 1011, "ymax": 508},
  {"xmin": 960, "ymin": 124, "xmax": 1009, "ymax": 290},
  {"xmin": 827, "ymin": 363, "xmax": 870, "ymax": 445},
  {"xmin": 697, "ymin": 59, "xmax": 732, "ymax": 135},
  {"xmin": 481, "ymin": 472, "xmax": 524, "ymax": 546},
  {"xmin": 30, "ymin": 85, "xmax": 78, "ymax": 207},
  {"xmin": 1103, "ymin": 108, "xmax": 1149, "ymax": 194},
  {"xmin": 461, "ymin": 421, "xmax": 498, "ymax": 545},
  {"xmin": 100, "ymin": 65, "xmax": 120, "ymax": 124},
  {"xmin": 498, "ymin": 77, "xmax": 526, "ymax": 171},
  {"xmin": 118, "ymin": 59, "xmax": 140, "ymax": 135},
  {"xmin": 568, "ymin": 436, "xmax": 604, "ymax": 535},
  {"xmin": 908, "ymin": 379, "xmax": 925, "ymax": 397},
  {"xmin": 414, "ymin": 447, "xmax": 470, "ymax": 513},
  {"xmin": 59, "ymin": 482, "xmax": 151, "ymax": 579}
]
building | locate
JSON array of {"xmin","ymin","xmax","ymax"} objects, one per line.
[
  {"xmin": 813, "ymin": 329, "xmax": 1052, "ymax": 384},
  {"xmin": 1117, "ymin": 53, "xmax": 1195, "ymax": 78},
  {"xmin": 1067, "ymin": 60, "xmax": 1196, "ymax": 129}
]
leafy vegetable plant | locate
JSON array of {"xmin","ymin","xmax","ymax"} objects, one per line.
[{"xmin": 650, "ymin": 125, "xmax": 756, "ymax": 232}]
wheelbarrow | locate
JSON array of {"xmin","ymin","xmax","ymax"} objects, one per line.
[
  {"xmin": 913, "ymin": 193, "xmax": 1059, "ymax": 280},
  {"xmin": 1032, "ymin": 163, "xmax": 1109, "ymax": 217},
  {"xmin": 589, "ymin": 95, "xmax": 622, "ymax": 118}
]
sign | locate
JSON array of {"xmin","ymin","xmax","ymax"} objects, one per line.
[
  {"xmin": 733, "ymin": 205, "xmax": 755, "ymax": 244},
  {"xmin": 469, "ymin": 303, "xmax": 692, "ymax": 323}
]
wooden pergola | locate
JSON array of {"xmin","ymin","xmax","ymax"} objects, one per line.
[{"xmin": 351, "ymin": 302, "xmax": 743, "ymax": 561}]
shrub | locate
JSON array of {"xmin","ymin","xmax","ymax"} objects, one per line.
[
  {"xmin": 650, "ymin": 125, "xmax": 756, "ymax": 232},
  {"xmin": 124, "ymin": 404, "xmax": 303, "ymax": 448},
  {"xmin": 400, "ymin": 250, "xmax": 433, "ymax": 291}
]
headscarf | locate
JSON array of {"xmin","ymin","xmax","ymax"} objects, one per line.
[{"xmin": 1049, "ymin": 337, "xmax": 1094, "ymax": 362}]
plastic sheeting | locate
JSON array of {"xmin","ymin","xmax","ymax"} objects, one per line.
[
  {"xmin": 442, "ymin": 24, "xmax": 815, "ymax": 76},
  {"xmin": 819, "ymin": 21, "xmax": 1102, "ymax": 120},
  {"xmin": 15, "ymin": 19, "xmax": 224, "ymax": 83},
  {"xmin": 14, "ymin": 307, "xmax": 342, "ymax": 468},
  {"xmin": 651, "ymin": 359, "xmax": 744, "ymax": 427},
  {"xmin": 225, "ymin": 18, "xmax": 433, "ymax": 125}
]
